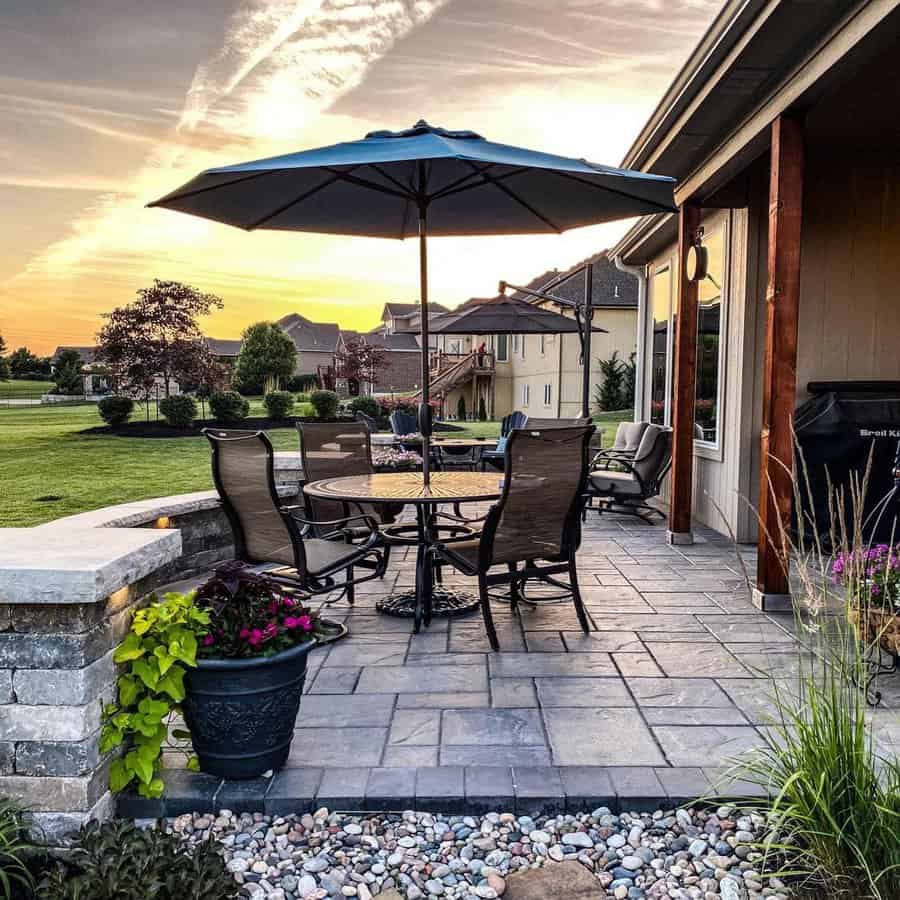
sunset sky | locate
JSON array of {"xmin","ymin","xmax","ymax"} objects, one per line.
[{"xmin": 0, "ymin": 0, "xmax": 720, "ymax": 356}]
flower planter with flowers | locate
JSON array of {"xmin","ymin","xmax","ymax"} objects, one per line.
[
  {"xmin": 832, "ymin": 543, "xmax": 900, "ymax": 654},
  {"xmin": 103, "ymin": 562, "xmax": 338, "ymax": 797},
  {"xmin": 183, "ymin": 563, "xmax": 334, "ymax": 778}
]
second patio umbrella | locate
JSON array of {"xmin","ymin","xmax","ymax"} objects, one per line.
[{"xmin": 149, "ymin": 120, "xmax": 676, "ymax": 484}]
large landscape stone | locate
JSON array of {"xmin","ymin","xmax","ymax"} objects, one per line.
[{"xmin": 504, "ymin": 860, "xmax": 600, "ymax": 899}]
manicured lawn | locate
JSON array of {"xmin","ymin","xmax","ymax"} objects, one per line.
[
  {"xmin": 0, "ymin": 379, "xmax": 55, "ymax": 400},
  {"xmin": 0, "ymin": 404, "xmax": 628, "ymax": 527}
]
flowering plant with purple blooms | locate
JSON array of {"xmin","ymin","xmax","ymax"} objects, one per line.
[
  {"xmin": 832, "ymin": 543, "xmax": 900, "ymax": 611},
  {"xmin": 193, "ymin": 561, "xmax": 323, "ymax": 659}
]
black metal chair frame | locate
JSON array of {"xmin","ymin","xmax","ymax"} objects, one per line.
[
  {"xmin": 205, "ymin": 428, "xmax": 389, "ymax": 606},
  {"xmin": 585, "ymin": 429, "xmax": 672, "ymax": 524},
  {"xmin": 433, "ymin": 426, "xmax": 595, "ymax": 650}
]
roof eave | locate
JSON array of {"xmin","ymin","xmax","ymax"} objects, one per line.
[{"xmin": 621, "ymin": 0, "xmax": 770, "ymax": 171}]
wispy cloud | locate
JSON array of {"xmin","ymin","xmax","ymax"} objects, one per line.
[{"xmin": 9, "ymin": 0, "xmax": 452, "ymax": 280}]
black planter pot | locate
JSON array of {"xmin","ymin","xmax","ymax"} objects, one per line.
[{"xmin": 182, "ymin": 640, "xmax": 315, "ymax": 779}]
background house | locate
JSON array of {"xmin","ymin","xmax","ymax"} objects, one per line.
[
  {"xmin": 435, "ymin": 252, "xmax": 639, "ymax": 419},
  {"xmin": 610, "ymin": 0, "xmax": 900, "ymax": 606}
]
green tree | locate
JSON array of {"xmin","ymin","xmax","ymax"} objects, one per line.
[
  {"xmin": 478, "ymin": 395, "xmax": 487, "ymax": 421},
  {"xmin": 53, "ymin": 348, "xmax": 84, "ymax": 395},
  {"xmin": 96, "ymin": 280, "xmax": 224, "ymax": 398},
  {"xmin": 595, "ymin": 350, "xmax": 626, "ymax": 412},
  {"xmin": 8, "ymin": 346, "xmax": 41, "ymax": 377},
  {"xmin": 0, "ymin": 332, "xmax": 9, "ymax": 380},
  {"xmin": 234, "ymin": 322, "xmax": 297, "ymax": 395},
  {"xmin": 456, "ymin": 395, "xmax": 467, "ymax": 420}
]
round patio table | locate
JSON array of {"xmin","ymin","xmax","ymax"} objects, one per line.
[{"xmin": 304, "ymin": 471, "xmax": 502, "ymax": 631}]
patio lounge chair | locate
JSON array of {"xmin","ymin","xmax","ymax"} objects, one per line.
[
  {"xmin": 586, "ymin": 424, "xmax": 672, "ymax": 523},
  {"xmin": 480, "ymin": 410, "xmax": 526, "ymax": 471},
  {"xmin": 204, "ymin": 428, "xmax": 388, "ymax": 606},
  {"xmin": 593, "ymin": 421, "xmax": 649, "ymax": 465},
  {"xmin": 432, "ymin": 425, "xmax": 595, "ymax": 650}
]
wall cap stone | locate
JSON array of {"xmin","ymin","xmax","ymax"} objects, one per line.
[{"xmin": 0, "ymin": 528, "xmax": 181, "ymax": 605}]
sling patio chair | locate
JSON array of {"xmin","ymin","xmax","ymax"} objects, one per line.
[
  {"xmin": 204, "ymin": 428, "xmax": 389, "ymax": 611},
  {"xmin": 432, "ymin": 425, "xmax": 595, "ymax": 650},
  {"xmin": 480, "ymin": 410, "xmax": 526, "ymax": 471},
  {"xmin": 585, "ymin": 423, "xmax": 672, "ymax": 523},
  {"xmin": 298, "ymin": 421, "xmax": 405, "ymax": 548}
]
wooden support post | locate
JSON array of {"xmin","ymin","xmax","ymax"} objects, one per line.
[
  {"xmin": 755, "ymin": 115, "xmax": 804, "ymax": 609},
  {"xmin": 667, "ymin": 202, "xmax": 702, "ymax": 544}
]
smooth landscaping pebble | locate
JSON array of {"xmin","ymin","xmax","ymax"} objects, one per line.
[{"xmin": 170, "ymin": 805, "xmax": 781, "ymax": 899}]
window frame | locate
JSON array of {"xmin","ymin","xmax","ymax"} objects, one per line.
[
  {"xmin": 495, "ymin": 333, "xmax": 509, "ymax": 363},
  {"xmin": 522, "ymin": 383, "xmax": 530, "ymax": 406},
  {"xmin": 644, "ymin": 212, "xmax": 730, "ymax": 459},
  {"xmin": 543, "ymin": 383, "xmax": 552, "ymax": 406}
]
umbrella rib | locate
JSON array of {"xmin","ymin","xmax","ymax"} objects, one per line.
[
  {"xmin": 245, "ymin": 171, "xmax": 348, "ymax": 230},
  {"xmin": 549, "ymin": 169, "xmax": 677, "ymax": 213},
  {"xmin": 320, "ymin": 167, "xmax": 413, "ymax": 200},
  {"xmin": 427, "ymin": 163, "xmax": 499, "ymax": 200},
  {"xmin": 368, "ymin": 163, "xmax": 418, "ymax": 197},
  {"xmin": 461, "ymin": 161, "xmax": 562, "ymax": 233},
  {"xmin": 146, "ymin": 170, "xmax": 279, "ymax": 207},
  {"xmin": 430, "ymin": 166, "xmax": 529, "ymax": 201}
]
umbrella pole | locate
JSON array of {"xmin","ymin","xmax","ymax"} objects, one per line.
[
  {"xmin": 418, "ymin": 206, "xmax": 432, "ymax": 487},
  {"xmin": 581, "ymin": 262, "xmax": 594, "ymax": 420}
]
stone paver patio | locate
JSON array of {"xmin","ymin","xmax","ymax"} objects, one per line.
[{"xmin": 123, "ymin": 507, "xmax": 899, "ymax": 818}]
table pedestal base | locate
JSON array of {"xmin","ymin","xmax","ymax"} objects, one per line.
[{"xmin": 376, "ymin": 589, "xmax": 480, "ymax": 618}]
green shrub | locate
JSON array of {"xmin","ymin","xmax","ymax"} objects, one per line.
[
  {"xmin": 209, "ymin": 390, "xmax": 249, "ymax": 423},
  {"xmin": 477, "ymin": 396, "xmax": 487, "ymax": 421},
  {"xmin": 97, "ymin": 396, "xmax": 134, "ymax": 427},
  {"xmin": 456, "ymin": 395, "xmax": 467, "ymax": 420},
  {"xmin": 0, "ymin": 799, "xmax": 35, "ymax": 900},
  {"xmin": 158, "ymin": 394, "xmax": 197, "ymax": 428},
  {"xmin": 309, "ymin": 389, "xmax": 339, "ymax": 419},
  {"xmin": 348, "ymin": 396, "xmax": 380, "ymax": 419},
  {"xmin": 36, "ymin": 819, "xmax": 238, "ymax": 900},
  {"xmin": 263, "ymin": 390, "xmax": 295, "ymax": 420}
]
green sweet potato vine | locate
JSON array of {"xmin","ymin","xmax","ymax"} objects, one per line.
[{"xmin": 101, "ymin": 592, "xmax": 209, "ymax": 798}]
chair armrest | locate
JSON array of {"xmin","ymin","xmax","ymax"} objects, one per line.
[
  {"xmin": 589, "ymin": 458, "xmax": 649, "ymax": 495},
  {"xmin": 434, "ymin": 509, "xmax": 489, "ymax": 525},
  {"xmin": 282, "ymin": 507, "xmax": 381, "ymax": 534}
]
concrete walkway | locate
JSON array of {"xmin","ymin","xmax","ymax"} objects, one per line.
[{"xmin": 122, "ymin": 509, "xmax": 899, "ymax": 818}]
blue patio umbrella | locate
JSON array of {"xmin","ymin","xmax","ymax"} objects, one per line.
[{"xmin": 149, "ymin": 121, "xmax": 676, "ymax": 484}]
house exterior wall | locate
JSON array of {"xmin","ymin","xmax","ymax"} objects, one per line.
[
  {"xmin": 640, "ymin": 207, "xmax": 761, "ymax": 541},
  {"xmin": 795, "ymin": 149, "xmax": 900, "ymax": 397},
  {"xmin": 494, "ymin": 308, "xmax": 637, "ymax": 419},
  {"xmin": 636, "ymin": 147, "xmax": 900, "ymax": 544}
]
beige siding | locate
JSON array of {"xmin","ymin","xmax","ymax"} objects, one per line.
[{"xmin": 796, "ymin": 150, "xmax": 900, "ymax": 396}]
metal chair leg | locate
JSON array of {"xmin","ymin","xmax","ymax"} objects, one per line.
[
  {"xmin": 568, "ymin": 554, "xmax": 590, "ymax": 635},
  {"xmin": 345, "ymin": 566, "xmax": 355, "ymax": 606},
  {"xmin": 479, "ymin": 572, "xmax": 499, "ymax": 651}
]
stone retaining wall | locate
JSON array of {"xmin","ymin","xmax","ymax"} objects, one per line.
[{"xmin": 0, "ymin": 453, "xmax": 303, "ymax": 839}]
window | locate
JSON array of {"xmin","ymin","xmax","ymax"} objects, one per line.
[
  {"xmin": 646, "ymin": 220, "xmax": 728, "ymax": 445},
  {"xmin": 521, "ymin": 336, "xmax": 526, "ymax": 359},
  {"xmin": 539, "ymin": 335, "xmax": 546, "ymax": 356},
  {"xmin": 512, "ymin": 334, "xmax": 519, "ymax": 353},
  {"xmin": 543, "ymin": 383, "xmax": 552, "ymax": 406},
  {"xmin": 695, "ymin": 223, "xmax": 725, "ymax": 445},
  {"xmin": 649, "ymin": 265, "xmax": 672, "ymax": 425},
  {"xmin": 496, "ymin": 334, "xmax": 509, "ymax": 362},
  {"xmin": 522, "ymin": 383, "xmax": 530, "ymax": 405}
]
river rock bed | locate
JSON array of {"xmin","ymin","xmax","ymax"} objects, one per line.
[{"xmin": 171, "ymin": 806, "xmax": 790, "ymax": 900}]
